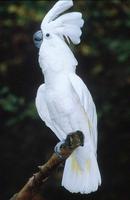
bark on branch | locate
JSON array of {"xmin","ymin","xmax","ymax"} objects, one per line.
[{"xmin": 10, "ymin": 131, "xmax": 84, "ymax": 200}]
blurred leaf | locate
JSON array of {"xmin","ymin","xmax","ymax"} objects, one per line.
[{"xmin": 91, "ymin": 64, "xmax": 103, "ymax": 76}]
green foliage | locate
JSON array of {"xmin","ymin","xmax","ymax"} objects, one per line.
[
  {"xmin": 0, "ymin": 1, "xmax": 49, "ymax": 27},
  {"xmin": 0, "ymin": 86, "xmax": 37, "ymax": 126},
  {"xmin": 0, "ymin": 86, "xmax": 24, "ymax": 112}
]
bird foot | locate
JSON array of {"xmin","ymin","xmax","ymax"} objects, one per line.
[
  {"xmin": 54, "ymin": 140, "xmax": 65, "ymax": 159},
  {"xmin": 54, "ymin": 131, "xmax": 84, "ymax": 159}
]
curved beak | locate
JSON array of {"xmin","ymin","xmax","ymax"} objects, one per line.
[{"xmin": 33, "ymin": 30, "xmax": 43, "ymax": 48}]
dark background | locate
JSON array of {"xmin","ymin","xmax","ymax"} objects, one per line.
[{"xmin": 0, "ymin": 1, "xmax": 130, "ymax": 200}]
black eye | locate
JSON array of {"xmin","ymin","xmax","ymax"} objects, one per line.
[{"xmin": 46, "ymin": 33, "xmax": 50, "ymax": 37}]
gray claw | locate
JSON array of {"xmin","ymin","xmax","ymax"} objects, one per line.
[{"xmin": 54, "ymin": 140, "xmax": 65, "ymax": 159}]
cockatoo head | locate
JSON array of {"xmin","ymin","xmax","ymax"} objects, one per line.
[
  {"xmin": 33, "ymin": 0, "xmax": 84, "ymax": 73},
  {"xmin": 33, "ymin": 0, "xmax": 84, "ymax": 49}
]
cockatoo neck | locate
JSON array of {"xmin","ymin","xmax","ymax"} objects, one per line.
[
  {"xmin": 38, "ymin": 35, "xmax": 78, "ymax": 86},
  {"xmin": 44, "ymin": 69, "xmax": 71, "ymax": 88}
]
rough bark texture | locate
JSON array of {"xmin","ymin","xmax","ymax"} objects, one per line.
[{"xmin": 10, "ymin": 131, "xmax": 84, "ymax": 200}]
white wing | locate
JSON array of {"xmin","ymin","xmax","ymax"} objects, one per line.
[
  {"xmin": 68, "ymin": 73, "xmax": 98, "ymax": 153},
  {"xmin": 35, "ymin": 84, "xmax": 66, "ymax": 140}
]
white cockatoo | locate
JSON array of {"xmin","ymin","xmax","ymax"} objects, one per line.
[{"xmin": 34, "ymin": 0, "xmax": 101, "ymax": 194}]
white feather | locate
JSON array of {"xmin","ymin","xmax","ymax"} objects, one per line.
[
  {"xmin": 41, "ymin": 0, "xmax": 73, "ymax": 27},
  {"xmin": 41, "ymin": 0, "xmax": 84, "ymax": 45},
  {"xmin": 55, "ymin": 24, "xmax": 82, "ymax": 44},
  {"xmin": 36, "ymin": 0, "xmax": 101, "ymax": 194},
  {"xmin": 68, "ymin": 73, "xmax": 97, "ymax": 152},
  {"xmin": 49, "ymin": 12, "xmax": 84, "ymax": 45},
  {"xmin": 53, "ymin": 12, "xmax": 84, "ymax": 29},
  {"xmin": 62, "ymin": 149, "xmax": 101, "ymax": 193},
  {"xmin": 36, "ymin": 74, "xmax": 101, "ymax": 194},
  {"xmin": 35, "ymin": 84, "xmax": 66, "ymax": 140},
  {"xmin": 60, "ymin": 73, "xmax": 101, "ymax": 193}
]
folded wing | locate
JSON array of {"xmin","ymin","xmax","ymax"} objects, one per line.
[
  {"xmin": 35, "ymin": 84, "xmax": 66, "ymax": 140},
  {"xmin": 68, "ymin": 73, "xmax": 98, "ymax": 153}
]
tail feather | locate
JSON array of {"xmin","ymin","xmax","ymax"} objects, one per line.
[{"xmin": 62, "ymin": 146, "xmax": 101, "ymax": 194}]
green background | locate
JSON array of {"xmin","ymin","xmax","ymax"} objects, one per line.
[{"xmin": 0, "ymin": 0, "xmax": 129, "ymax": 200}]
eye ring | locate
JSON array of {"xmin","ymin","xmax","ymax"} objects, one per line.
[{"xmin": 46, "ymin": 33, "xmax": 50, "ymax": 37}]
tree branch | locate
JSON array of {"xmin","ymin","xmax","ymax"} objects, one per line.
[{"xmin": 10, "ymin": 131, "xmax": 84, "ymax": 200}]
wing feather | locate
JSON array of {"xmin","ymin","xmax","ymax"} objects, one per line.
[
  {"xmin": 35, "ymin": 84, "xmax": 66, "ymax": 140},
  {"xmin": 68, "ymin": 73, "xmax": 98, "ymax": 153}
]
